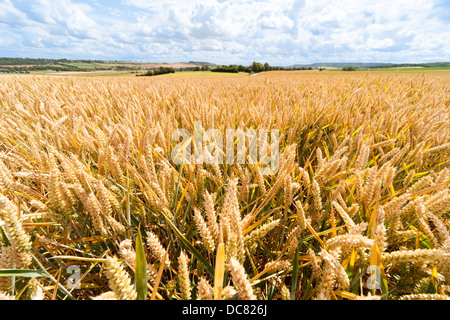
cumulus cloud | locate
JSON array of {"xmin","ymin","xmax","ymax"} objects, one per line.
[
  {"xmin": 0, "ymin": 0, "xmax": 30, "ymax": 27},
  {"xmin": 0, "ymin": 0, "xmax": 448, "ymax": 64}
]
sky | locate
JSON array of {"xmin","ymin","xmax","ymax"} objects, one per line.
[{"xmin": 0, "ymin": 0, "xmax": 449, "ymax": 65}]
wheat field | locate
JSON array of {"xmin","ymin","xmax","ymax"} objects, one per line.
[{"xmin": 0, "ymin": 71, "xmax": 449, "ymax": 300}]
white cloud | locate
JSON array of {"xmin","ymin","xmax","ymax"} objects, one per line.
[
  {"xmin": 0, "ymin": 0, "xmax": 448, "ymax": 64},
  {"xmin": 0, "ymin": 0, "xmax": 30, "ymax": 26}
]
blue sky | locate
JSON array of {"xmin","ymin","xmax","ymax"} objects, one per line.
[{"xmin": 0, "ymin": 0, "xmax": 449, "ymax": 65}]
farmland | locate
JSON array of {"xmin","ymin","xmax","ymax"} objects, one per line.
[
  {"xmin": 0, "ymin": 70, "xmax": 449, "ymax": 300},
  {"xmin": 0, "ymin": 58, "xmax": 203, "ymax": 76}
]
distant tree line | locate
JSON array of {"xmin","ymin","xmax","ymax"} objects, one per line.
[
  {"xmin": 137, "ymin": 67, "xmax": 176, "ymax": 77},
  {"xmin": 211, "ymin": 65, "xmax": 240, "ymax": 73},
  {"xmin": 178, "ymin": 65, "xmax": 211, "ymax": 72},
  {"xmin": 0, "ymin": 65, "xmax": 80, "ymax": 73},
  {"xmin": 0, "ymin": 58, "xmax": 59, "ymax": 65},
  {"xmin": 278, "ymin": 66, "xmax": 313, "ymax": 71},
  {"xmin": 210, "ymin": 62, "xmax": 282, "ymax": 74},
  {"xmin": 342, "ymin": 66, "xmax": 357, "ymax": 71}
]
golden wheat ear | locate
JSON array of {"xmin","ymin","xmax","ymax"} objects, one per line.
[{"xmin": 214, "ymin": 225, "xmax": 225, "ymax": 300}]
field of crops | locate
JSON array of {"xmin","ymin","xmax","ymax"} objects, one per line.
[{"xmin": 0, "ymin": 71, "xmax": 449, "ymax": 300}]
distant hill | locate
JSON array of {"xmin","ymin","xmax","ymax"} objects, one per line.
[
  {"xmin": 188, "ymin": 61, "xmax": 217, "ymax": 67},
  {"xmin": 291, "ymin": 62, "xmax": 450, "ymax": 69},
  {"xmin": 0, "ymin": 57, "xmax": 112, "ymax": 65},
  {"xmin": 369, "ymin": 62, "xmax": 450, "ymax": 68},
  {"xmin": 1, "ymin": 58, "xmax": 449, "ymax": 74},
  {"xmin": 293, "ymin": 62, "xmax": 389, "ymax": 69},
  {"xmin": 0, "ymin": 57, "xmax": 206, "ymax": 74}
]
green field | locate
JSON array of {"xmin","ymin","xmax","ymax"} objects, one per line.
[
  {"xmin": 359, "ymin": 67, "xmax": 450, "ymax": 71},
  {"xmin": 327, "ymin": 66, "xmax": 450, "ymax": 72}
]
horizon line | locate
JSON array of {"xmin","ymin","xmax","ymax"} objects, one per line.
[{"xmin": 1, "ymin": 57, "xmax": 449, "ymax": 67}]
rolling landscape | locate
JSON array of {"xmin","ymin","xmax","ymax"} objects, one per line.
[
  {"xmin": 1, "ymin": 57, "xmax": 450, "ymax": 76},
  {"xmin": 0, "ymin": 0, "xmax": 449, "ymax": 305}
]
